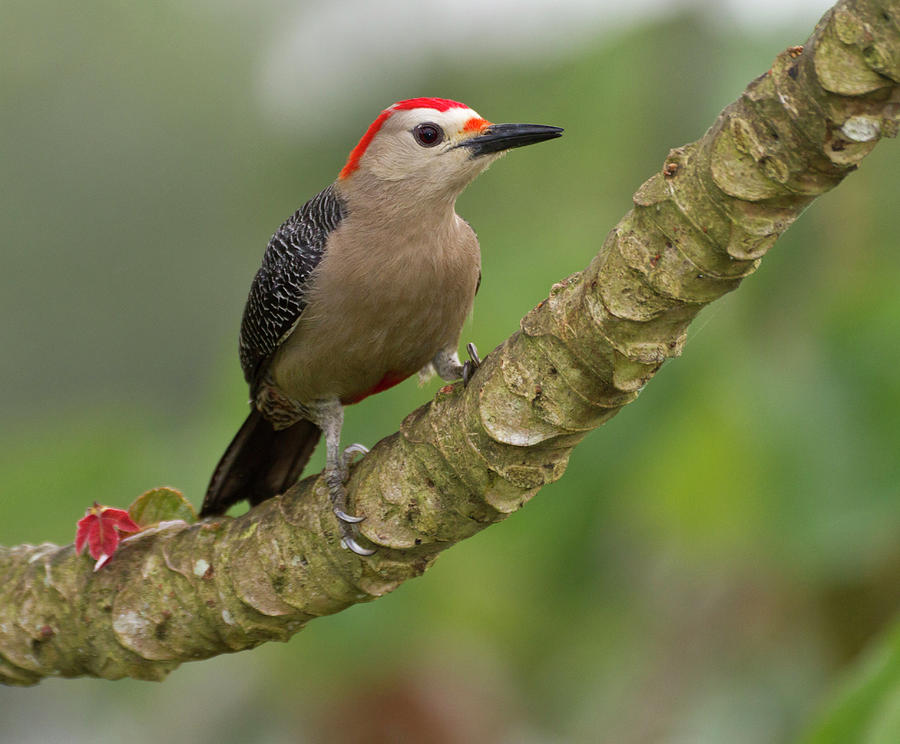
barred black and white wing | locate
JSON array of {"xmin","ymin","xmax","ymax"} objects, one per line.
[
  {"xmin": 239, "ymin": 184, "xmax": 347, "ymax": 392},
  {"xmin": 202, "ymin": 184, "xmax": 346, "ymax": 517}
]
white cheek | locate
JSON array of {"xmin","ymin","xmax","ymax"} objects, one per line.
[
  {"xmin": 366, "ymin": 137, "xmax": 420, "ymax": 181},
  {"xmin": 367, "ymin": 137, "xmax": 457, "ymax": 182},
  {"xmin": 363, "ymin": 137, "xmax": 501, "ymax": 195}
]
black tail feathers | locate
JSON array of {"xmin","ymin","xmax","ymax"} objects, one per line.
[{"xmin": 200, "ymin": 409, "xmax": 321, "ymax": 518}]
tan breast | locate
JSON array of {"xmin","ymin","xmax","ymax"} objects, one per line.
[{"xmin": 270, "ymin": 209, "xmax": 480, "ymax": 404}]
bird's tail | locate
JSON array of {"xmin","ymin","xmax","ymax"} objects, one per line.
[{"xmin": 200, "ymin": 408, "xmax": 321, "ymax": 518}]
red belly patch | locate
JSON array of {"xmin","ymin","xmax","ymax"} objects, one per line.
[{"xmin": 341, "ymin": 371, "xmax": 410, "ymax": 405}]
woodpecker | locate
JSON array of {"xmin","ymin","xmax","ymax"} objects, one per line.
[{"xmin": 201, "ymin": 97, "xmax": 562, "ymax": 555}]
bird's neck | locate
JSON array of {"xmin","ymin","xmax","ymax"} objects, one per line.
[{"xmin": 334, "ymin": 175, "xmax": 461, "ymax": 232}]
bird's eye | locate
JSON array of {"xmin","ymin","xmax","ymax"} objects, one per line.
[{"xmin": 413, "ymin": 123, "xmax": 443, "ymax": 147}]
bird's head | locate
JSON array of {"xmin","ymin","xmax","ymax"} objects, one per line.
[{"xmin": 337, "ymin": 98, "xmax": 562, "ymax": 206}]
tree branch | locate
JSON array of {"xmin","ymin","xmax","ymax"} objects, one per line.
[{"xmin": 2, "ymin": 0, "xmax": 899, "ymax": 685}]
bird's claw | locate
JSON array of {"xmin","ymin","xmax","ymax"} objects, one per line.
[
  {"xmin": 341, "ymin": 535, "xmax": 376, "ymax": 556},
  {"xmin": 466, "ymin": 341, "xmax": 481, "ymax": 366},
  {"xmin": 462, "ymin": 342, "xmax": 481, "ymax": 387},
  {"xmin": 334, "ymin": 507, "xmax": 365, "ymax": 524},
  {"xmin": 334, "ymin": 444, "xmax": 368, "ymax": 523},
  {"xmin": 326, "ymin": 464, "xmax": 376, "ymax": 556},
  {"xmin": 343, "ymin": 442, "xmax": 369, "ymax": 466},
  {"xmin": 334, "ymin": 504, "xmax": 376, "ymax": 555}
]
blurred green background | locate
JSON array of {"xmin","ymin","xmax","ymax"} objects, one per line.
[{"xmin": 2, "ymin": 1, "xmax": 898, "ymax": 742}]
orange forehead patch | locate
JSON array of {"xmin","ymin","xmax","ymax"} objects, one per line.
[{"xmin": 463, "ymin": 117, "xmax": 490, "ymax": 133}]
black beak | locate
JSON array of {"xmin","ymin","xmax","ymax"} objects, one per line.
[{"xmin": 460, "ymin": 123, "xmax": 563, "ymax": 157}]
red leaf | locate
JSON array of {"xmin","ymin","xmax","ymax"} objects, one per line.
[
  {"xmin": 102, "ymin": 507, "xmax": 140, "ymax": 533},
  {"xmin": 74, "ymin": 516, "xmax": 91, "ymax": 554},
  {"xmin": 75, "ymin": 503, "xmax": 142, "ymax": 571}
]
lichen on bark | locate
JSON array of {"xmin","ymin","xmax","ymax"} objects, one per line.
[{"xmin": 2, "ymin": 0, "xmax": 899, "ymax": 686}]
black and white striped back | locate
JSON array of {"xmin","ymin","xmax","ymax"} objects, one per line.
[{"xmin": 238, "ymin": 184, "xmax": 347, "ymax": 393}]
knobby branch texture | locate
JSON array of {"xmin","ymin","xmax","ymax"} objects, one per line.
[{"xmin": 2, "ymin": 0, "xmax": 899, "ymax": 686}]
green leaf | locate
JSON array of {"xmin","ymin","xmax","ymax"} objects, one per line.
[
  {"xmin": 802, "ymin": 618, "xmax": 900, "ymax": 744},
  {"xmin": 128, "ymin": 487, "xmax": 197, "ymax": 527}
]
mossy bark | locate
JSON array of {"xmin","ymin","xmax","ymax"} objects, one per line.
[{"xmin": 2, "ymin": 0, "xmax": 899, "ymax": 685}]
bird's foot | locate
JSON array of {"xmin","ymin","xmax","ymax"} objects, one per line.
[
  {"xmin": 326, "ymin": 453, "xmax": 375, "ymax": 556},
  {"xmin": 462, "ymin": 342, "xmax": 481, "ymax": 387},
  {"xmin": 332, "ymin": 443, "xmax": 369, "ymax": 523}
]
